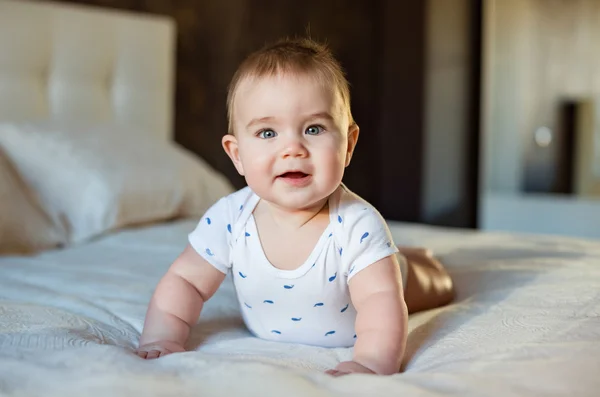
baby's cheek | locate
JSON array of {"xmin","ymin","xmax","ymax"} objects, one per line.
[
  {"xmin": 326, "ymin": 151, "xmax": 348, "ymax": 180},
  {"xmin": 240, "ymin": 150, "xmax": 270, "ymax": 175}
]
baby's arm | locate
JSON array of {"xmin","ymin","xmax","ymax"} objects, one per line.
[
  {"xmin": 136, "ymin": 244, "xmax": 226, "ymax": 359},
  {"xmin": 332, "ymin": 254, "xmax": 408, "ymax": 375}
]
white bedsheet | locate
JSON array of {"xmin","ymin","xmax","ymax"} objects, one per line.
[{"xmin": 1, "ymin": 219, "xmax": 599, "ymax": 396}]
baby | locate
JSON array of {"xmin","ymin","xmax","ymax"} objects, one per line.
[{"xmin": 136, "ymin": 38, "xmax": 454, "ymax": 376}]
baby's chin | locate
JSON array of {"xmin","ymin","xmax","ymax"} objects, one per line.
[{"xmin": 255, "ymin": 189, "xmax": 331, "ymax": 212}]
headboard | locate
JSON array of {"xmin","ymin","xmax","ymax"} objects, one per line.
[{"xmin": 0, "ymin": 0, "xmax": 176, "ymax": 141}]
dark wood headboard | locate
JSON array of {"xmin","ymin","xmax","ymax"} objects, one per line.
[{"xmin": 59, "ymin": 0, "xmax": 480, "ymax": 229}]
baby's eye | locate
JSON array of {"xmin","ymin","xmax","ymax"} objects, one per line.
[
  {"xmin": 258, "ymin": 129, "xmax": 277, "ymax": 139},
  {"xmin": 305, "ymin": 125, "xmax": 324, "ymax": 135}
]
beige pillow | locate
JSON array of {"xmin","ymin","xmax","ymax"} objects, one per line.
[
  {"xmin": 0, "ymin": 121, "xmax": 234, "ymax": 245},
  {"xmin": 0, "ymin": 149, "xmax": 65, "ymax": 254}
]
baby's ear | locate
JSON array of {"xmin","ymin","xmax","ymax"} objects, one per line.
[
  {"xmin": 345, "ymin": 123, "xmax": 360, "ymax": 167},
  {"xmin": 222, "ymin": 134, "xmax": 245, "ymax": 176}
]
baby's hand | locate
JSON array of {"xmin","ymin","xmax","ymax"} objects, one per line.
[
  {"xmin": 135, "ymin": 340, "xmax": 186, "ymax": 359},
  {"xmin": 325, "ymin": 361, "xmax": 376, "ymax": 377}
]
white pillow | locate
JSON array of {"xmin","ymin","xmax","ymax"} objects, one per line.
[
  {"xmin": 0, "ymin": 148, "xmax": 66, "ymax": 254},
  {"xmin": 0, "ymin": 121, "xmax": 235, "ymax": 244}
]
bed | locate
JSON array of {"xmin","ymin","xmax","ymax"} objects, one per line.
[{"xmin": 1, "ymin": 1, "xmax": 599, "ymax": 396}]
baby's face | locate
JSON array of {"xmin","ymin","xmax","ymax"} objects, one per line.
[{"xmin": 224, "ymin": 72, "xmax": 358, "ymax": 211}]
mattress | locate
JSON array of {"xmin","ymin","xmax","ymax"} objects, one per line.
[{"xmin": 1, "ymin": 218, "xmax": 599, "ymax": 396}]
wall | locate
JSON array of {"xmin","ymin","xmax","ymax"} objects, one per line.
[{"xmin": 422, "ymin": 0, "xmax": 478, "ymax": 226}]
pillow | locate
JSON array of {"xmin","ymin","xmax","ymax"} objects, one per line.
[
  {"xmin": 0, "ymin": 121, "xmax": 235, "ymax": 245},
  {"xmin": 0, "ymin": 148, "xmax": 66, "ymax": 254}
]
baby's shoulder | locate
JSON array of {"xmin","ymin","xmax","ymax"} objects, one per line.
[
  {"xmin": 329, "ymin": 185, "xmax": 396, "ymax": 271},
  {"xmin": 221, "ymin": 185, "xmax": 255, "ymax": 210},
  {"xmin": 331, "ymin": 185, "xmax": 388, "ymax": 241},
  {"xmin": 190, "ymin": 186, "xmax": 257, "ymax": 245},
  {"xmin": 335, "ymin": 184, "xmax": 384, "ymax": 221},
  {"xmin": 204, "ymin": 186, "xmax": 257, "ymax": 224}
]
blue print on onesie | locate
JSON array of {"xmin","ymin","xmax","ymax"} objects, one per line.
[{"xmin": 187, "ymin": 184, "xmax": 401, "ymax": 348}]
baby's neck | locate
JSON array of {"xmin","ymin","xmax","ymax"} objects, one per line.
[{"xmin": 256, "ymin": 197, "xmax": 329, "ymax": 231}]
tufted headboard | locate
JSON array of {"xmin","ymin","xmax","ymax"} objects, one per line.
[{"xmin": 0, "ymin": 0, "xmax": 175, "ymax": 141}]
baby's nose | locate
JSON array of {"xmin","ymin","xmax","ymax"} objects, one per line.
[{"xmin": 282, "ymin": 137, "xmax": 308, "ymax": 158}]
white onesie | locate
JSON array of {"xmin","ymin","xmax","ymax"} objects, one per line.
[{"xmin": 188, "ymin": 184, "xmax": 406, "ymax": 348}]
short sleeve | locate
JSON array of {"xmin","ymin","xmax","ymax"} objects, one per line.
[
  {"xmin": 340, "ymin": 207, "xmax": 399, "ymax": 282},
  {"xmin": 188, "ymin": 196, "xmax": 233, "ymax": 274}
]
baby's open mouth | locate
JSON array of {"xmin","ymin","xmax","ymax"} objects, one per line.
[{"xmin": 279, "ymin": 171, "xmax": 309, "ymax": 179}]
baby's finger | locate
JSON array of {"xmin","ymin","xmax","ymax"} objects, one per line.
[
  {"xmin": 330, "ymin": 369, "xmax": 351, "ymax": 377},
  {"xmin": 146, "ymin": 350, "xmax": 161, "ymax": 359},
  {"xmin": 332, "ymin": 371, "xmax": 350, "ymax": 377},
  {"xmin": 136, "ymin": 350, "xmax": 148, "ymax": 359},
  {"xmin": 158, "ymin": 350, "xmax": 172, "ymax": 358}
]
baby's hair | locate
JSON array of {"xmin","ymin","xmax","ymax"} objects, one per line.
[{"xmin": 226, "ymin": 37, "xmax": 354, "ymax": 134}]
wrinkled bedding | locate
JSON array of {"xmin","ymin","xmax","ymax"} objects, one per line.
[{"xmin": 1, "ymin": 219, "xmax": 599, "ymax": 396}]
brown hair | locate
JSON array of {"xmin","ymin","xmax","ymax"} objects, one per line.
[{"xmin": 226, "ymin": 37, "xmax": 354, "ymax": 134}]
